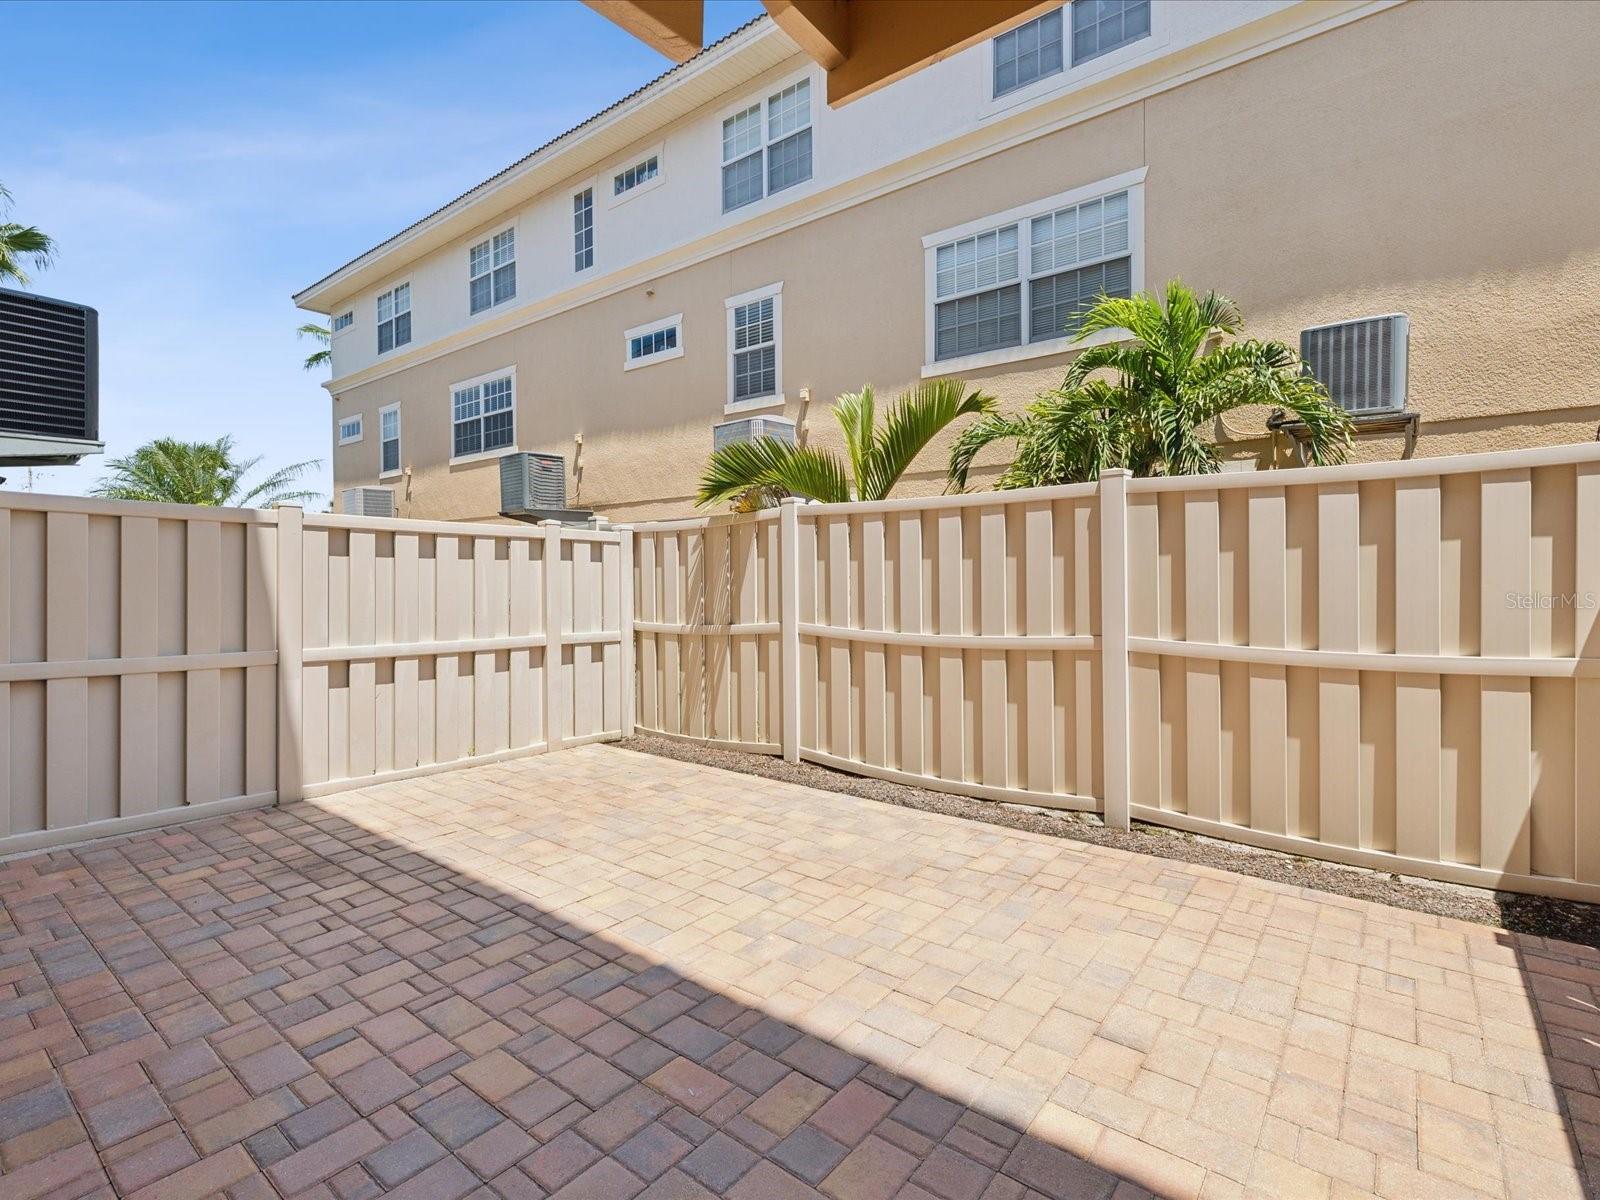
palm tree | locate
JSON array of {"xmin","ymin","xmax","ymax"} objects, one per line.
[
  {"xmin": 949, "ymin": 280, "xmax": 1353, "ymax": 490},
  {"xmin": 698, "ymin": 379, "xmax": 995, "ymax": 509},
  {"xmin": 0, "ymin": 183, "xmax": 56, "ymax": 288},
  {"xmin": 298, "ymin": 323, "xmax": 331, "ymax": 371},
  {"xmin": 92, "ymin": 437, "xmax": 321, "ymax": 508}
]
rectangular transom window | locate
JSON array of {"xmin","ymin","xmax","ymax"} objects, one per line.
[
  {"xmin": 722, "ymin": 78, "xmax": 812, "ymax": 213},
  {"xmin": 332, "ymin": 311, "xmax": 353, "ymax": 332},
  {"xmin": 451, "ymin": 373, "xmax": 515, "ymax": 460},
  {"xmin": 379, "ymin": 405, "xmax": 400, "ymax": 474},
  {"xmin": 926, "ymin": 173, "xmax": 1141, "ymax": 367},
  {"xmin": 613, "ymin": 155, "xmax": 658, "ymax": 196},
  {"xmin": 574, "ymin": 188, "xmax": 594, "ymax": 271},
  {"xmin": 376, "ymin": 284, "xmax": 410, "ymax": 354},
  {"xmin": 1071, "ymin": 0, "xmax": 1150, "ymax": 65},
  {"xmin": 469, "ymin": 229, "xmax": 516, "ymax": 314},
  {"xmin": 625, "ymin": 315, "xmax": 683, "ymax": 370},
  {"xmin": 338, "ymin": 414, "xmax": 362, "ymax": 445},
  {"xmin": 994, "ymin": 7, "xmax": 1064, "ymax": 97},
  {"xmin": 731, "ymin": 296, "xmax": 777, "ymax": 401}
]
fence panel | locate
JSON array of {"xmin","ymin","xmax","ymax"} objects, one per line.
[
  {"xmin": 634, "ymin": 443, "xmax": 1600, "ymax": 902},
  {"xmin": 0, "ymin": 494, "xmax": 279, "ymax": 856},
  {"xmin": 297, "ymin": 514, "xmax": 626, "ymax": 798}
]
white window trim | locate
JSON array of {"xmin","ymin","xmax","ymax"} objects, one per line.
[
  {"xmin": 607, "ymin": 142, "xmax": 665, "ymax": 209},
  {"xmin": 716, "ymin": 69, "xmax": 815, "ymax": 222},
  {"xmin": 980, "ymin": 3, "xmax": 1168, "ymax": 123},
  {"xmin": 920, "ymin": 167, "xmax": 1145, "ymax": 377},
  {"xmin": 573, "ymin": 181, "xmax": 598, "ymax": 274},
  {"xmin": 337, "ymin": 413, "xmax": 364, "ymax": 445},
  {"xmin": 378, "ymin": 402, "xmax": 402, "ymax": 479},
  {"xmin": 724, "ymin": 282, "xmax": 784, "ymax": 413},
  {"xmin": 468, "ymin": 225, "xmax": 517, "ymax": 317},
  {"xmin": 448, "ymin": 364, "xmax": 518, "ymax": 466},
  {"xmin": 623, "ymin": 313, "xmax": 684, "ymax": 371}
]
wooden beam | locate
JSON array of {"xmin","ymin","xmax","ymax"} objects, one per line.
[
  {"xmin": 765, "ymin": 0, "xmax": 850, "ymax": 69},
  {"xmin": 584, "ymin": 0, "xmax": 704, "ymax": 63},
  {"xmin": 778, "ymin": 0, "xmax": 1057, "ymax": 107}
]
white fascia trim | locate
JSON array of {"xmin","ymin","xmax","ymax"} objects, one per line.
[
  {"xmin": 920, "ymin": 325, "xmax": 1126, "ymax": 378},
  {"xmin": 321, "ymin": 3, "xmax": 1393, "ymax": 394},
  {"xmin": 447, "ymin": 364, "xmax": 517, "ymax": 466},
  {"xmin": 921, "ymin": 167, "xmax": 1148, "ymax": 248},
  {"xmin": 623, "ymin": 313, "xmax": 685, "ymax": 371}
]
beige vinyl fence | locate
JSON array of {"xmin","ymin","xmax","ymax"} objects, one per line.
[
  {"xmin": 0, "ymin": 496, "xmax": 630, "ymax": 856},
  {"xmin": 632, "ymin": 442, "xmax": 1600, "ymax": 903}
]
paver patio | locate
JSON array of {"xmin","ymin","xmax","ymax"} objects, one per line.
[{"xmin": 0, "ymin": 744, "xmax": 1594, "ymax": 1200}]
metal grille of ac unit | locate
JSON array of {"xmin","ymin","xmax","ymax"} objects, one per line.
[
  {"xmin": 1301, "ymin": 314, "xmax": 1408, "ymax": 415},
  {"xmin": 0, "ymin": 286, "xmax": 98, "ymax": 440},
  {"xmin": 713, "ymin": 416, "xmax": 796, "ymax": 451},
  {"xmin": 340, "ymin": 486, "xmax": 395, "ymax": 518},
  {"xmin": 499, "ymin": 452, "xmax": 567, "ymax": 514}
]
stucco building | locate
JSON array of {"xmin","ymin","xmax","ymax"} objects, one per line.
[{"xmin": 295, "ymin": 0, "xmax": 1600, "ymax": 522}]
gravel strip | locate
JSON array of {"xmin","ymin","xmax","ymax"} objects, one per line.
[{"xmin": 623, "ymin": 734, "xmax": 1600, "ymax": 949}]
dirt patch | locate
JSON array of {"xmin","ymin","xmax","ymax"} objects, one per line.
[{"xmin": 623, "ymin": 734, "xmax": 1600, "ymax": 949}]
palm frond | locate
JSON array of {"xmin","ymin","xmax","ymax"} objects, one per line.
[
  {"xmin": 832, "ymin": 385, "xmax": 876, "ymax": 497},
  {"xmin": 696, "ymin": 437, "xmax": 852, "ymax": 507},
  {"xmin": 864, "ymin": 379, "xmax": 995, "ymax": 501}
]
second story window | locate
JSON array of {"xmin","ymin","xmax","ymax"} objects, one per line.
[
  {"xmin": 332, "ymin": 310, "xmax": 353, "ymax": 332},
  {"xmin": 574, "ymin": 189, "xmax": 594, "ymax": 271},
  {"xmin": 613, "ymin": 155, "xmax": 658, "ymax": 197},
  {"xmin": 722, "ymin": 77, "xmax": 812, "ymax": 213},
  {"xmin": 1071, "ymin": 0, "xmax": 1150, "ymax": 65},
  {"xmin": 995, "ymin": 8, "xmax": 1063, "ymax": 97},
  {"xmin": 469, "ymin": 228, "xmax": 516, "ymax": 314},
  {"xmin": 376, "ymin": 283, "xmax": 410, "ymax": 354}
]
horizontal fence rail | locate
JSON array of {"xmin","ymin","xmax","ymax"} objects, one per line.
[
  {"xmin": 633, "ymin": 442, "xmax": 1600, "ymax": 903},
  {"xmin": 0, "ymin": 498, "xmax": 630, "ymax": 856}
]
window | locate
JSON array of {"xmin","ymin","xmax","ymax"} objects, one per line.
[
  {"xmin": 726, "ymin": 284, "xmax": 781, "ymax": 407},
  {"xmin": 469, "ymin": 228, "xmax": 516, "ymax": 314},
  {"xmin": 332, "ymin": 311, "xmax": 354, "ymax": 332},
  {"xmin": 376, "ymin": 284, "xmax": 410, "ymax": 354},
  {"xmin": 923, "ymin": 170, "xmax": 1142, "ymax": 369},
  {"xmin": 451, "ymin": 370, "xmax": 515, "ymax": 460},
  {"xmin": 574, "ymin": 188, "xmax": 594, "ymax": 271},
  {"xmin": 994, "ymin": 8, "xmax": 1064, "ymax": 97},
  {"xmin": 379, "ymin": 404, "xmax": 401, "ymax": 475},
  {"xmin": 624, "ymin": 315, "xmax": 683, "ymax": 370},
  {"xmin": 722, "ymin": 78, "xmax": 812, "ymax": 212},
  {"xmin": 613, "ymin": 156, "xmax": 658, "ymax": 197},
  {"xmin": 338, "ymin": 414, "xmax": 363, "ymax": 445},
  {"xmin": 1071, "ymin": 0, "xmax": 1150, "ymax": 65}
]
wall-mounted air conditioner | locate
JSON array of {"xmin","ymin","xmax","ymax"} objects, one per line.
[
  {"xmin": 340, "ymin": 486, "xmax": 395, "ymax": 518},
  {"xmin": 499, "ymin": 452, "xmax": 593, "ymax": 523},
  {"xmin": 713, "ymin": 415, "xmax": 796, "ymax": 451},
  {"xmin": 1301, "ymin": 314, "xmax": 1409, "ymax": 415},
  {"xmin": 0, "ymin": 286, "xmax": 103, "ymax": 465}
]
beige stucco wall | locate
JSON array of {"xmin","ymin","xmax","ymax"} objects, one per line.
[{"xmin": 333, "ymin": 0, "xmax": 1600, "ymax": 522}]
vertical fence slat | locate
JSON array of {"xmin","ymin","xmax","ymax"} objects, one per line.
[
  {"xmin": 978, "ymin": 506, "xmax": 1007, "ymax": 789},
  {"xmin": 894, "ymin": 511, "xmax": 924, "ymax": 776},
  {"xmin": 779, "ymin": 503, "xmax": 800, "ymax": 761},
  {"xmin": 1100, "ymin": 472, "xmax": 1130, "ymax": 829},
  {"xmin": 936, "ymin": 508, "xmax": 963, "ymax": 783},
  {"xmin": 1246, "ymin": 489, "xmax": 1288, "ymax": 834},
  {"xmin": 119, "ymin": 517, "xmax": 161, "ymax": 816},
  {"xmin": 1317, "ymin": 483, "xmax": 1361, "ymax": 848},
  {"xmin": 826, "ymin": 517, "xmax": 851, "ymax": 760},
  {"xmin": 185, "ymin": 520, "xmax": 222, "ymax": 807},
  {"xmin": 1024, "ymin": 502, "xmax": 1055, "ymax": 796},
  {"xmin": 1184, "ymin": 491, "xmax": 1222, "ymax": 823},
  {"xmin": 1576, "ymin": 463, "xmax": 1600, "ymax": 882},
  {"xmin": 349, "ymin": 531, "xmax": 377, "ymax": 779},
  {"xmin": 859, "ymin": 516, "xmax": 886, "ymax": 767},
  {"xmin": 1394, "ymin": 479, "xmax": 1442, "ymax": 862},
  {"xmin": 46, "ymin": 512, "xmax": 89, "ymax": 829},
  {"xmin": 1480, "ymin": 469, "xmax": 1533, "ymax": 876}
]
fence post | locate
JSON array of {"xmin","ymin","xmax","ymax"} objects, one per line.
[
  {"xmin": 1098, "ymin": 470, "xmax": 1131, "ymax": 830},
  {"xmin": 618, "ymin": 527, "xmax": 636, "ymax": 738},
  {"xmin": 543, "ymin": 521, "xmax": 566, "ymax": 753},
  {"xmin": 779, "ymin": 498, "xmax": 801, "ymax": 762},
  {"xmin": 275, "ymin": 504, "xmax": 304, "ymax": 805}
]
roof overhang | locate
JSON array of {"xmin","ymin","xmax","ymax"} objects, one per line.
[{"xmin": 293, "ymin": 17, "xmax": 795, "ymax": 314}]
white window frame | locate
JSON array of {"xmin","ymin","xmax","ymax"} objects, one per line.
[
  {"xmin": 981, "ymin": 2, "xmax": 1165, "ymax": 121},
  {"xmin": 920, "ymin": 167, "xmax": 1145, "ymax": 377},
  {"xmin": 448, "ymin": 365, "xmax": 517, "ymax": 466},
  {"xmin": 718, "ymin": 71, "xmax": 814, "ymax": 216},
  {"xmin": 337, "ymin": 413, "xmax": 363, "ymax": 446},
  {"xmin": 376, "ymin": 282, "xmax": 411, "ymax": 355},
  {"xmin": 468, "ymin": 226, "xmax": 517, "ymax": 315},
  {"xmin": 608, "ymin": 143, "xmax": 665, "ymax": 208},
  {"xmin": 724, "ymin": 282, "xmax": 783, "ymax": 413},
  {"xmin": 573, "ymin": 185, "xmax": 596, "ymax": 272},
  {"xmin": 332, "ymin": 310, "xmax": 354, "ymax": 333},
  {"xmin": 623, "ymin": 314, "xmax": 684, "ymax": 371},
  {"xmin": 378, "ymin": 402, "xmax": 402, "ymax": 478}
]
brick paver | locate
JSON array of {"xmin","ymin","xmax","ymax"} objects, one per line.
[{"xmin": 0, "ymin": 743, "xmax": 1594, "ymax": 1198}]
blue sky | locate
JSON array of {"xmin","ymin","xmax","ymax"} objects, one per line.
[{"xmin": 3, "ymin": 0, "xmax": 762, "ymax": 501}]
